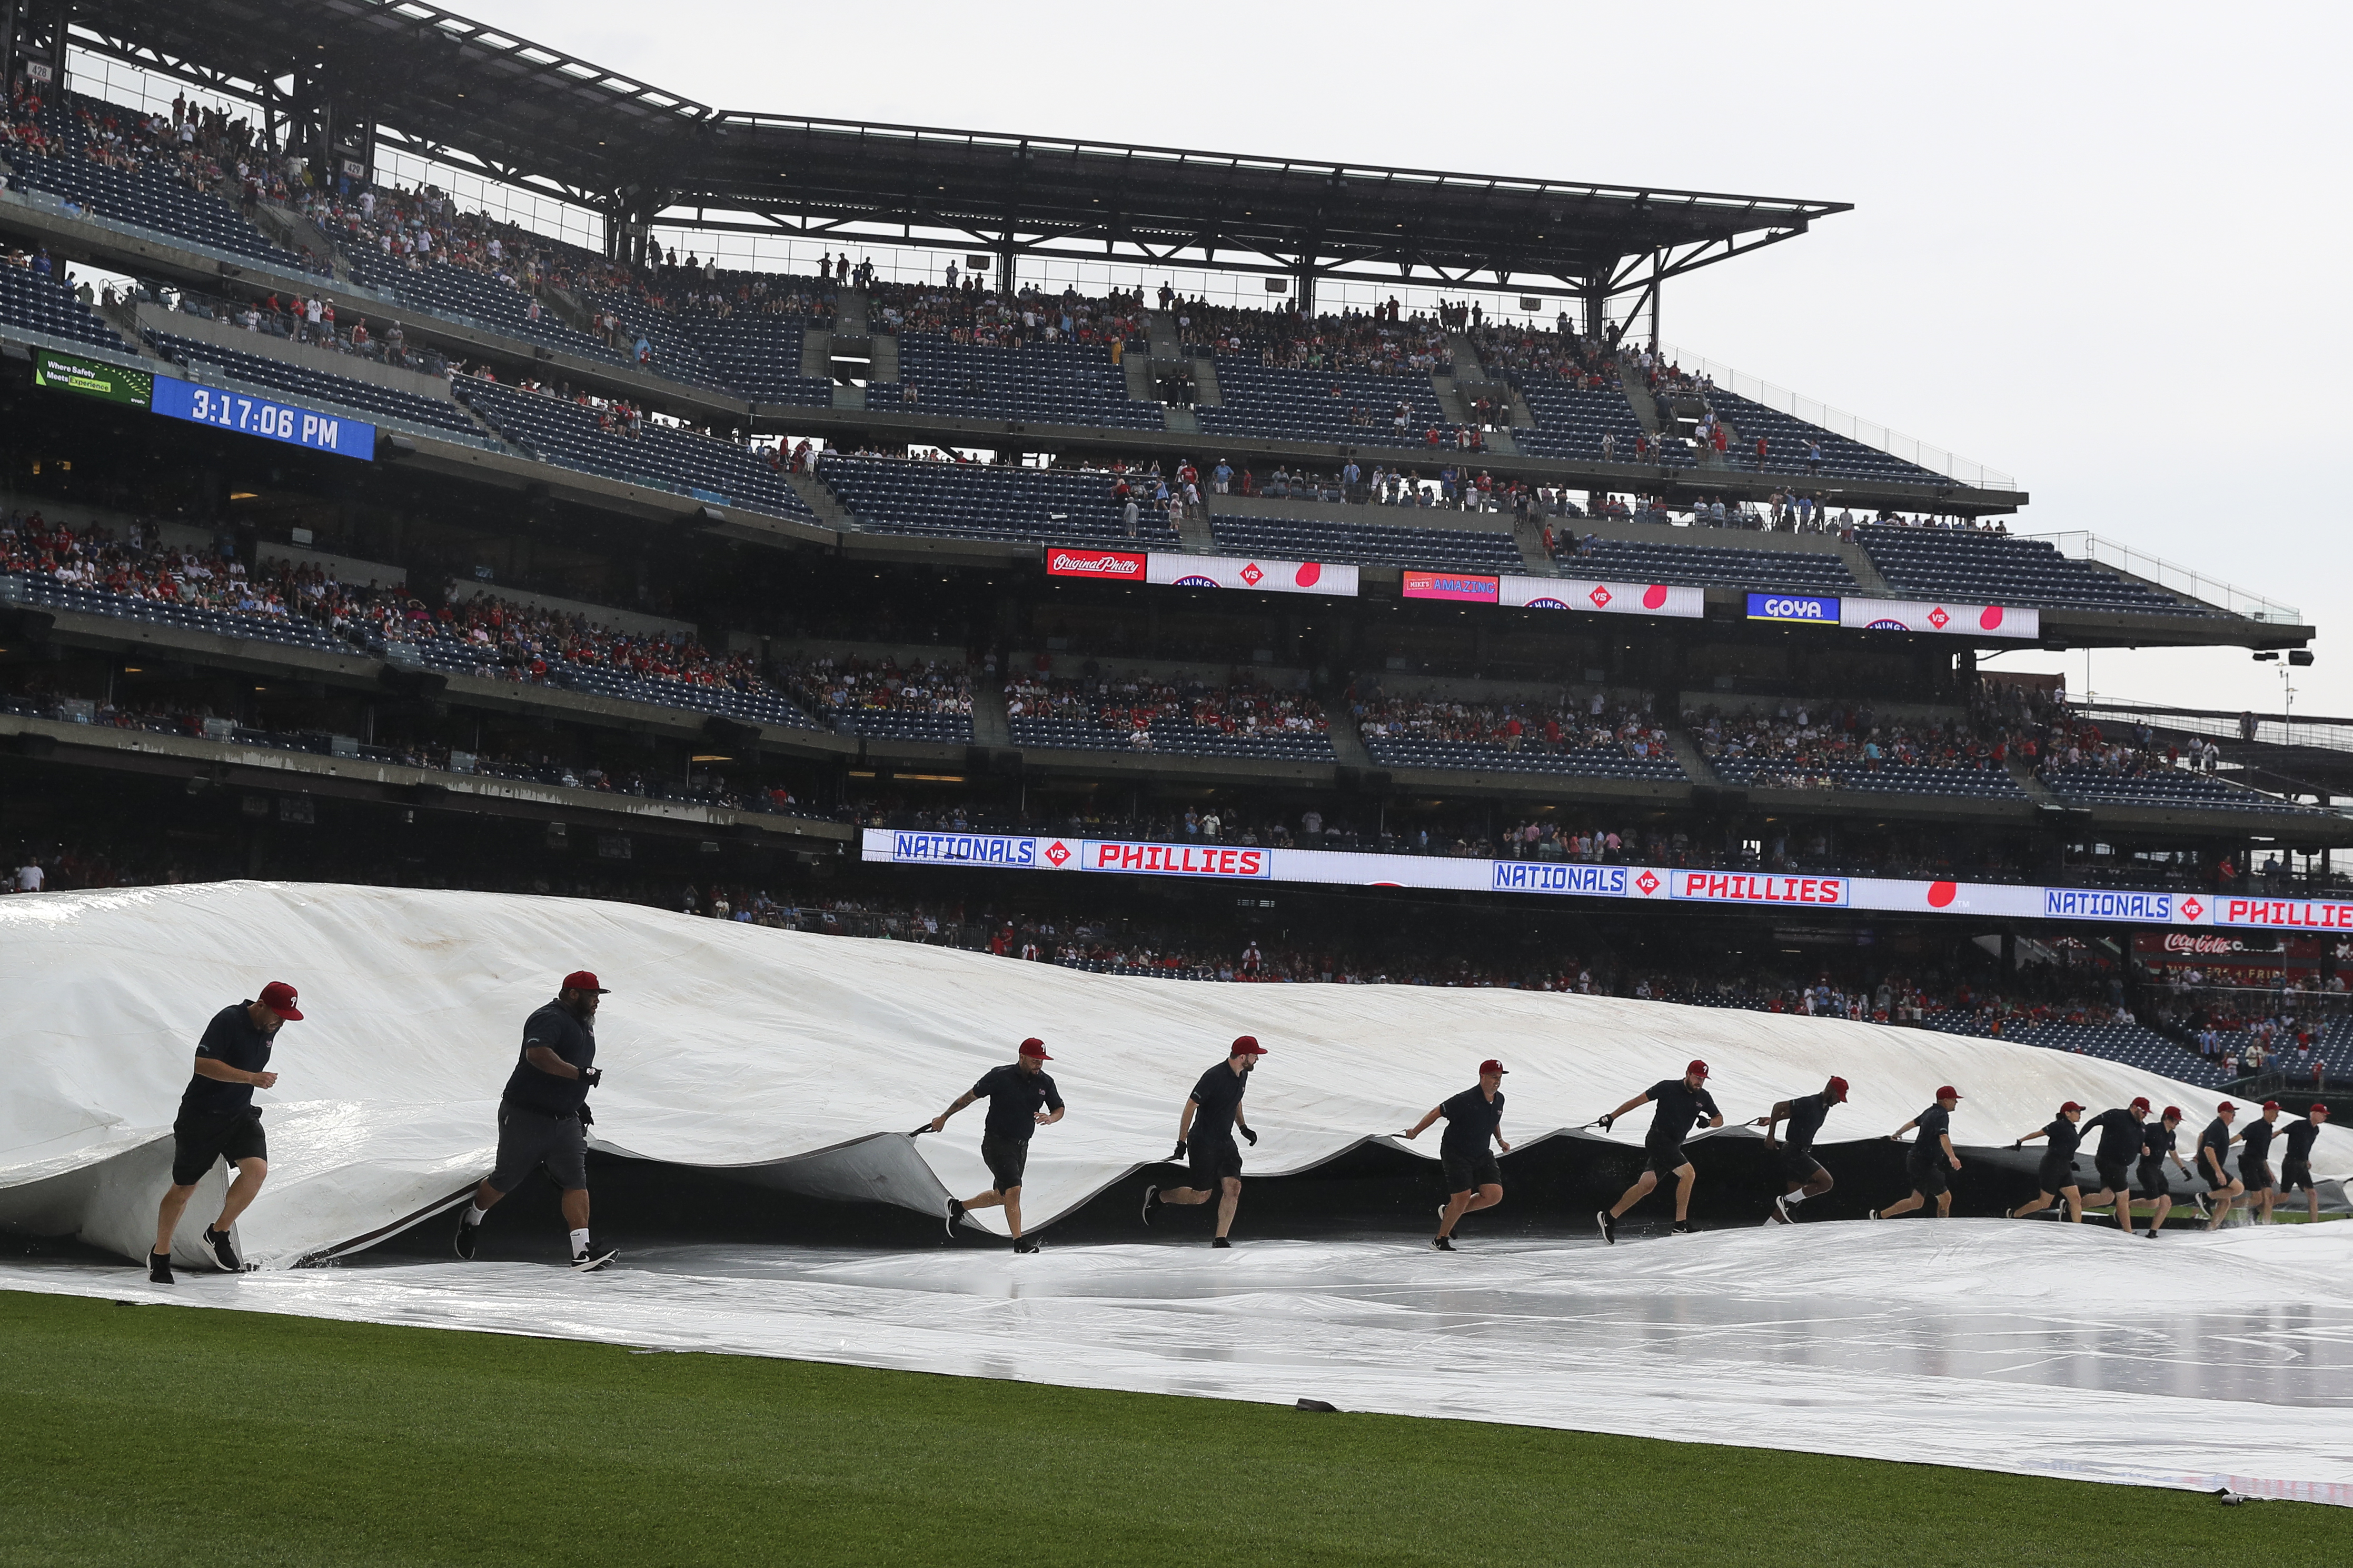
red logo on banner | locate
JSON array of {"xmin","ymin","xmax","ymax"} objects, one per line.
[
  {"xmin": 1045, "ymin": 841, "xmax": 1071, "ymax": 867},
  {"xmin": 1590, "ymin": 584, "xmax": 1613, "ymax": 609},
  {"xmin": 1635, "ymin": 870, "xmax": 1660, "ymax": 896},
  {"xmin": 1927, "ymin": 880, "xmax": 1957, "ymax": 907},
  {"xmin": 1240, "ymin": 562, "xmax": 1264, "ymax": 586},
  {"xmin": 1642, "ymin": 584, "xmax": 1669, "ymax": 610},
  {"xmin": 1046, "ymin": 549, "xmax": 1146, "ymax": 580},
  {"xmin": 1296, "ymin": 562, "xmax": 1323, "ymax": 587},
  {"xmin": 1928, "ymin": 606, "xmax": 1950, "ymax": 630},
  {"xmin": 1980, "ymin": 605, "xmax": 2005, "ymax": 630},
  {"xmin": 2181, "ymin": 897, "xmax": 2203, "ymax": 920}
]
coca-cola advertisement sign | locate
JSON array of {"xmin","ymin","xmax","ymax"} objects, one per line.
[
  {"xmin": 2144, "ymin": 932, "xmax": 2255, "ymax": 957},
  {"xmin": 1045, "ymin": 548, "xmax": 1147, "ymax": 580}
]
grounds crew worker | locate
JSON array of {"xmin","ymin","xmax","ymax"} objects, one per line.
[
  {"xmin": 150, "ymin": 981, "xmax": 305, "ymax": 1283},
  {"xmin": 1142, "ymin": 1035, "xmax": 1265, "ymax": 1246},
  {"xmin": 1403, "ymin": 1058, "xmax": 1512, "ymax": 1251},
  {"xmin": 933, "ymin": 1037, "xmax": 1065, "ymax": 1253},
  {"xmin": 454, "ymin": 971, "xmax": 617, "ymax": 1271}
]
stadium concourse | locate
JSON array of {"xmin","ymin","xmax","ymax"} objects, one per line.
[{"xmin": 3, "ymin": 881, "xmax": 2351, "ymax": 1504}]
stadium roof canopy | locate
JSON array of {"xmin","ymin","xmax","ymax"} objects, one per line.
[{"xmin": 63, "ymin": 0, "xmax": 1850, "ymax": 321}]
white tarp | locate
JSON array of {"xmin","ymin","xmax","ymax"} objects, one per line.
[{"xmin": 4, "ymin": 882, "xmax": 2348, "ymax": 1271}]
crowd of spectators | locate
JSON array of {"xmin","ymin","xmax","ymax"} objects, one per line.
[
  {"xmin": 778, "ymin": 652, "xmax": 973, "ymax": 722},
  {"xmin": 1687, "ymin": 700, "xmax": 2020, "ymax": 792},
  {"xmin": 1353, "ymin": 688, "xmax": 1670, "ymax": 760},
  {"xmin": 869, "ymin": 276, "xmax": 1146, "ymax": 351},
  {"xmin": 1463, "ymin": 317, "xmax": 1622, "ymax": 387},
  {"xmin": 1170, "ymin": 293, "xmax": 1451, "ymax": 375},
  {"xmin": 140, "ymin": 282, "xmax": 452, "ymax": 376},
  {"xmin": 1003, "ymin": 667, "xmax": 1327, "ymax": 747}
]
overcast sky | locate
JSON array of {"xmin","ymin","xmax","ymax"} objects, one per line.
[{"xmin": 444, "ymin": 2, "xmax": 2350, "ymax": 717}]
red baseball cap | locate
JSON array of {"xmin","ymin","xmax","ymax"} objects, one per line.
[
  {"xmin": 257, "ymin": 981, "xmax": 303, "ymax": 1022},
  {"xmin": 2217, "ymin": 1101, "xmax": 2237, "ymax": 1114},
  {"xmin": 2315, "ymin": 1104, "xmax": 2331, "ymax": 1116},
  {"xmin": 2262, "ymin": 1100, "xmax": 2280, "ymax": 1112},
  {"xmin": 2059, "ymin": 1101, "xmax": 2084, "ymax": 1114},
  {"xmin": 1018, "ymin": 1037, "xmax": 1051, "ymax": 1060},
  {"xmin": 1825, "ymin": 1076, "xmax": 1849, "ymax": 1103},
  {"xmin": 1934, "ymin": 1086, "xmax": 1962, "ymax": 1101},
  {"xmin": 1231, "ymin": 1035, "xmax": 1266, "ymax": 1056},
  {"xmin": 1478, "ymin": 1059, "xmax": 1508, "ymax": 1076},
  {"xmin": 2129, "ymin": 1096, "xmax": 2151, "ymax": 1112},
  {"xmin": 1686, "ymin": 1059, "xmax": 1709, "ymax": 1079},
  {"xmin": 2162, "ymin": 1106, "xmax": 2184, "ymax": 1122},
  {"xmin": 561, "ymin": 970, "xmax": 611, "ymax": 994}
]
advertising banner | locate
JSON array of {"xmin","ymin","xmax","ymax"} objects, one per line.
[
  {"xmin": 33, "ymin": 349, "xmax": 153, "ymax": 407},
  {"xmin": 1145, "ymin": 553, "xmax": 1358, "ymax": 597},
  {"xmin": 1044, "ymin": 547, "xmax": 1147, "ymax": 581},
  {"xmin": 1402, "ymin": 571, "xmax": 1501, "ymax": 603},
  {"xmin": 1500, "ymin": 577, "xmax": 1705, "ymax": 618},
  {"xmin": 1841, "ymin": 597, "xmax": 2040, "ymax": 640},
  {"xmin": 1745, "ymin": 592, "xmax": 1841, "ymax": 625},
  {"xmin": 861, "ymin": 831, "xmax": 2244, "ymax": 930}
]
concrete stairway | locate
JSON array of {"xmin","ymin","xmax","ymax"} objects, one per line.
[
  {"xmin": 1511, "ymin": 515, "xmax": 1556, "ymax": 575},
  {"xmin": 800, "ymin": 324, "xmax": 834, "ymax": 380},
  {"xmin": 786, "ymin": 471, "xmax": 857, "ymax": 531},
  {"xmin": 1145, "ymin": 309, "xmax": 1182, "ymax": 361},
  {"xmin": 868, "ymin": 333, "xmax": 900, "ymax": 383},
  {"xmin": 833, "ymin": 289, "xmax": 870, "ymax": 336},
  {"xmin": 1667, "ymin": 728, "xmax": 1722, "ymax": 785},
  {"xmin": 1322, "ymin": 704, "xmax": 1373, "ymax": 768},
  {"xmin": 969, "ymin": 680, "xmax": 1012, "ymax": 747},
  {"xmin": 1191, "ymin": 355, "xmax": 1222, "ymax": 406},
  {"xmin": 1176, "ymin": 506, "xmax": 1216, "ymax": 553},
  {"xmin": 1620, "ymin": 364, "xmax": 1665, "ymax": 435}
]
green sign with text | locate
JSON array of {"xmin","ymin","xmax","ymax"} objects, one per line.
[{"xmin": 33, "ymin": 349, "xmax": 154, "ymax": 407}]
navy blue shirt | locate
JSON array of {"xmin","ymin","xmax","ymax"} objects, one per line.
[
  {"xmin": 1645, "ymin": 1078, "xmax": 1721, "ymax": 1151},
  {"xmin": 180, "ymin": 1002, "xmax": 271, "ymax": 1116},
  {"xmin": 1909, "ymin": 1103, "xmax": 1952, "ymax": 1157},
  {"xmin": 1188, "ymin": 1061, "xmax": 1250, "ymax": 1145},
  {"xmin": 2040, "ymin": 1117, "xmax": 2082, "ymax": 1160},
  {"xmin": 2239, "ymin": 1118, "xmax": 2277, "ymax": 1164},
  {"xmin": 1781, "ymin": 1092, "xmax": 1833, "ymax": 1155},
  {"xmin": 2142, "ymin": 1123, "xmax": 2178, "ymax": 1162},
  {"xmin": 2084, "ymin": 1107, "xmax": 2145, "ymax": 1164},
  {"xmin": 2281, "ymin": 1118, "xmax": 2322, "ymax": 1164},
  {"xmin": 501, "ymin": 1000, "xmax": 595, "ymax": 1116},
  {"xmin": 2198, "ymin": 1117, "xmax": 2235, "ymax": 1177},
  {"xmin": 971, "ymin": 1063, "xmax": 1063, "ymax": 1142},
  {"xmin": 1438, "ymin": 1086, "xmax": 1505, "ymax": 1157}
]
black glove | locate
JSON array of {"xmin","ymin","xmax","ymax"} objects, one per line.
[
  {"xmin": 1597, "ymin": 1113, "xmax": 1614, "ymax": 1132},
  {"xmin": 2009, "ymin": 1141, "xmax": 2022, "ymax": 1151},
  {"xmin": 1240, "ymin": 1126, "xmax": 1258, "ymax": 1146},
  {"xmin": 577, "ymin": 1103, "xmax": 594, "ymax": 1126},
  {"xmin": 1171, "ymin": 1138, "xmax": 1188, "ymax": 1160},
  {"xmin": 581, "ymin": 1066, "xmax": 603, "ymax": 1088}
]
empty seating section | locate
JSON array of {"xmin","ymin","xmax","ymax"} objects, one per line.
[
  {"xmin": 0, "ymin": 147, "xmax": 322, "ymax": 277},
  {"xmin": 454, "ymin": 379, "xmax": 813, "ymax": 520},
  {"xmin": 1710, "ymin": 757, "xmax": 2022, "ymax": 797},
  {"xmin": 1196, "ymin": 361, "xmax": 1451, "ymax": 446},
  {"xmin": 1209, "ymin": 517, "xmax": 1520, "ymax": 573},
  {"xmin": 1568, "ymin": 538, "xmax": 1857, "ymax": 593},
  {"xmin": 342, "ymin": 248, "xmax": 627, "ymax": 367},
  {"xmin": 0, "ymin": 264, "xmax": 129, "ymax": 351},
  {"xmin": 144, "ymin": 330, "xmax": 483, "ymax": 440},
  {"xmin": 579, "ymin": 289, "xmax": 731, "ymax": 390},
  {"xmin": 678, "ymin": 314, "xmax": 834, "ymax": 406},
  {"xmin": 1860, "ymin": 527, "xmax": 2202, "ymax": 615},
  {"xmin": 1705, "ymin": 389, "xmax": 1942, "ymax": 484},
  {"xmin": 2044, "ymin": 767, "xmax": 2314, "ymax": 814},
  {"xmin": 1509, "ymin": 379, "xmax": 1686, "ymax": 465},
  {"xmin": 872, "ymin": 336, "xmax": 1164, "ymax": 429},
  {"xmin": 818, "ymin": 458, "xmax": 1177, "ymax": 547},
  {"xmin": 1921, "ymin": 1015, "xmax": 2228, "ymax": 1086}
]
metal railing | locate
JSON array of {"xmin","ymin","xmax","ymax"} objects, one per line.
[
  {"xmin": 1657, "ymin": 342, "xmax": 2014, "ymax": 492},
  {"xmin": 2026, "ymin": 531, "xmax": 2301, "ymax": 624},
  {"xmin": 2071, "ymin": 699, "xmax": 2353, "ymax": 758}
]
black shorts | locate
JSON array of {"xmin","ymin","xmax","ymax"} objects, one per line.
[
  {"xmin": 2282, "ymin": 1159, "xmax": 2318, "ymax": 1193},
  {"xmin": 980, "ymin": 1134, "xmax": 1029, "ymax": 1193},
  {"xmin": 2037, "ymin": 1152, "xmax": 2078, "ymax": 1194},
  {"xmin": 1441, "ymin": 1151, "xmax": 1502, "ymax": 1193},
  {"xmin": 1644, "ymin": 1143, "xmax": 1691, "ymax": 1179},
  {"xmin": 487, "ymin": 1102, "xmax": 588, "ymax": 1193},
  {"xmin": 1778, "ymin": 1146, "xmax": 1824, "ymax": 1184},
  {"xmin": 1188, "ymin": 1135, "xmax": 1243, "ymax": 1189},
  {"xmin": 2136, "ymin": 1158, "xmax": 2170, "ymax": 1200},
  {"xmin": 2241, "ymin": 1158, "xmax": 2275, "ymax": 1193},
  {"xmin": 170, "ymin": 1108, "xmax": 266, "ymax": 1187},
  {"xmin": 2093, "ymin": 1158, "xmax": 2131, "ymax": 1196},
  {"xmin": 1905, "ymin": 1151, "xmax": 1949, "ymax": 1197}
]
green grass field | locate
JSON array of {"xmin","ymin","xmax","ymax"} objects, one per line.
[{"xmin": 4, "ymin": 1290, "xmax": 2346, "ymax": 1566}]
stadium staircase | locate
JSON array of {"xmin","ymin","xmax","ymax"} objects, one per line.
[
  {"xmin": 1176, "ymin": 507, "xmax": 1216, "ymax": 553},
  {"xmin": 1510, "ymin": 515, "xmax": 1556, "ymax": 575},
  {"xmin": 799, "ymin": 322, "xmax": 834, "ymax": 381},
  {"xmin": 1145, "ymin": 309, "xmax": 1182, "ymax": 361},
  {"xmin": 969, "ymin": 679, "xmax": 1012, "ymax": 747},
  {"xmin": 1620, "ymin": 364, "xmax": 1665, "ymax": 436},
  {"xmin": 1320, "ymin": 694, "xmax": 1374, "ymax": 770},
  {"xmin": 786, "ymin": 471, "xmax": 857, "ymax": 532},
  {"xmin": 1443, "ymin": 331, "xmax": 1521, "ymax": 455},
  {"xmin": 835, "ymin": 288, "xmax": 870, "ymax": 336},
  {"xmin": 2010, "ymin": 755, "xmax": 2061, "ymax": 804},
  {"xmin": 1190, "ymin": 355, "xmax": 1221, "ymax": 406},
  {"xmin": 868, "ymin": 331, "xmax": 900, "ymax": 385},
  {"xmin": 1666, "ymin": 727, "xmax": 1721, "ymax": 785},
  {"xmin": 249, "ymin": 203, "xmax": 341, "ymax": 278}
]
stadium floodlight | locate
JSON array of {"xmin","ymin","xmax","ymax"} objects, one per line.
[
  {"xmin": 2252, "ymin": 651, "xmax": 2279, "ymax": 662},
  {"xmin": 2289, "ymin": 650, "xmax": 2316, "ymax": 666}
]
